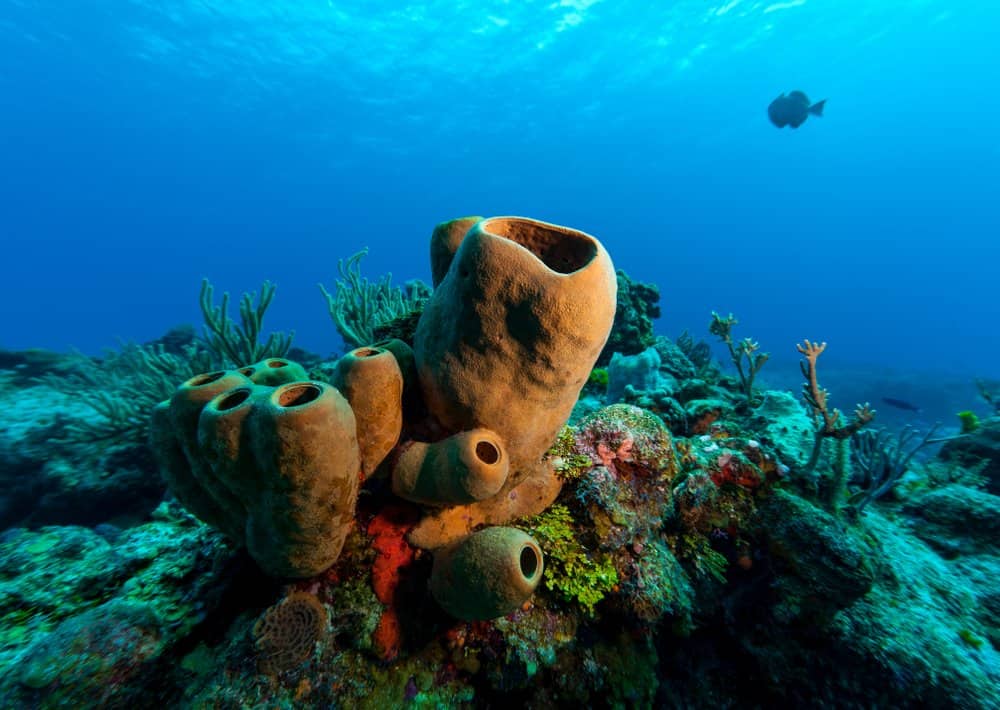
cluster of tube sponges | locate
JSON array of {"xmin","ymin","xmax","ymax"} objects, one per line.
[{"xmin": 150, "ymin": 216, "xmax": 617, "ymax": 620}]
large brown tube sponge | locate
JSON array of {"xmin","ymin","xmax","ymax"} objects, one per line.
[
  {"xmin": 151, "ymin": 371, "xmax": 362, "ymax": 578},
  {"xmin": 371, "ymin": 338, "xmax": 421, "ymax": 421},
  {"xmin": 243, "ymin": 382, "xmax": 361, "ymax": 578},
  {"xmin": 413, "ymin": 216, "xmax": 617, "ymax": 490},
  {"xmin": 331, "ymin": 346, "xmax": 403, "ymax": 477},
  {"xmin": 429, "ymin": 526, "xmax": 544, "ymax": 620},
  {"xmin": 429, "ymin": 216, "xmax": 482, "ymax": 287},
  {"xmin": 151, "ymin": 369, "xmax": 253, "ymax": 540},
  {"xmin": 391, "ymin": 429, "xmax": 509, "ymax": 505}
]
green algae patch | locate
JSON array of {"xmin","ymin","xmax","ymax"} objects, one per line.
[
  {"xmin": 958, "ymin": 628, "xmax": 985, "ymax": 650},
  {"xmin": 546, "ymin": 426, "xmax": 597, "ymax": 482},
  {"xmin": 520, "ymin": 504, "xmax": 618, "ymax": 615}
]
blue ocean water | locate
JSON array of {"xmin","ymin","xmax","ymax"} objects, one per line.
[
  {"xmin": 3, "ymin": 4, "xmax": 1000, "ymax": 705},
  {"xmin": 2, "ymin": 1, "xmax": 998, "ymax": 396}
]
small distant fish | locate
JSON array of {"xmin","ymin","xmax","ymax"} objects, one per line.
[
  {"xmin": 768, "ymin": 90, "xmax": 826, "ymax": 129},
  {"xmin": 882, "ymin": 397, "xmax": 921, "ymax": 413}
]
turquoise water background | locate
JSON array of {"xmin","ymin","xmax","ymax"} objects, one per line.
[{"xmin": 1, "ymin": 1, "xmax": 997, "ymax": 378}]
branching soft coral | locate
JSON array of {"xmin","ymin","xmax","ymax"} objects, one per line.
[
  {"xmin": 199, "ymin": 278, "xmax": 293, "ymax": 366},
  {"xmin": 709, "ymin": 312, "xmax": 769, "ymax": 408},
  {"xmin": 318, "ymin": 248, "xmax": 430, "ymax": 350},
  {"xmin": 38, "ymin": 342, "xmax": 213, "ymax": 446},
  {"xmin": 796, "ymin": 340, "xmax": 875, "ymax": 509}
]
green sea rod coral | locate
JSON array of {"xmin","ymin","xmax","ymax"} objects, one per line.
[
  {"xmin": 319, "ymin": 248, "xmax": 430, "ymax": 350},
  {"xmin": 38, "ymin": 341, "xmax": 213, "ymax": 446},
  {"xmin": 199, "ymin": 278, "xmax": 293, "ymax": 366}
]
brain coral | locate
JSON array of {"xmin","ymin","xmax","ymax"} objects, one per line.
[{"xmin": 253, "ymin": 592, "xmax": 328, "ymax": 674}]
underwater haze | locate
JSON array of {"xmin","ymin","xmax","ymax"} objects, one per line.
[{"xmin": 2, "ymin": 0, "xmax": 998, "ymax": 380}]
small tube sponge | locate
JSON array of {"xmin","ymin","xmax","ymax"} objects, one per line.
[
  {"xmin": 245, "ymin": 382, "xmax": 361, "ymax": 577},
  {"xmin": 391, "ymin": 429, "xmax": 509, "ymax": 505},
  {"xmin": 332, "ymin": 346, "xmax": 403, "ymax": 477},
  {"xmin": 430, "ymin": 526, "xmax": 544, "ymax": 620},
  {"xmin": 372, "ymin": 338, "xmax": 421, "ymax": 420},
  {"xmin": 196, "ymin": 385, "xmax": 260, "ymax": 504}
]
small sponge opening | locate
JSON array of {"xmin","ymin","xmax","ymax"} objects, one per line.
[
  {"xmin": 265, "ymin": 359, "xmax": 289, "ymax": 369},
  {"xmin": 216, "ymin": 388, "xmax": 252, "ymax": 411},
  {"xmin": 475, "ymin": 440, "xmax": 501, "ymax": 465},
  {"xmin": 189, "ymin": 371, "xmax": 227, "ymax": 387},
  {"xmin": 519, "ymin": 545, "xmax": 540, "ymax": 579},
  {"xmin": 277, "ymin": 383, "xmax": 321, "ymax": 408}
]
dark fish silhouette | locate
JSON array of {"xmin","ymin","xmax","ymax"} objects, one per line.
[
  {"xmin": 768, "ymin": 91, "xmax": 826, "ymax": 129},
  {"xmin": 882, "ymin": 397, "xmax": 921, "ymax": 413}
]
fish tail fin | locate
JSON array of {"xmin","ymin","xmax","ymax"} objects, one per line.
[{"xmin": 809, "ymin": 99, "xmax": 827, "ymax": 117}]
